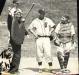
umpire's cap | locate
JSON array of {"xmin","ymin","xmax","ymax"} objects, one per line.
[
  {"xmin": 13, "ymin": 0, "xmax": 17, "ymax": 3},
  {"xmin": 38, "ymin": 9, "xmax": 45, "ymax": 15},
  {"xmin": 13, "ymin": 0, "xmax": 19, "ymax": 4}
]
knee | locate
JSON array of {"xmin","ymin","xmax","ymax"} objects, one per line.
[
  {"xmin": 57, "ymin": 51, "xmax": 62, "ymax": 57},
  {"xmin": 65, "ymin": 52, "xmax": 70, "ymax": 57}
]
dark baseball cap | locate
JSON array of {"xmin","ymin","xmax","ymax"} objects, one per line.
[
  {"xmin": 13, "ymin": 0, "xmax": 17, "ymax": 3},
  {"xmin": 13, "ymin": 0, "xmax": 19, "ymax": 4},
  {"xmin": 38, "ymin": 9, "xmax": 45, "ymax": 15},
  {"xmin": 63, "ymin": 15, "xmax": 70, "ymax": 20}
]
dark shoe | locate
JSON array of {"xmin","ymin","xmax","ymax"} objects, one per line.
[{"xmin": 8, "ymin": 68, "xmax": 18, "ymax": 74}]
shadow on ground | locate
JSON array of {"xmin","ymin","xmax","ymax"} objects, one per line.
[{"xmin": 19, "ymin": 67, "xmax": 60, "ymax": 73}]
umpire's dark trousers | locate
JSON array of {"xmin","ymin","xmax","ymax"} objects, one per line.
[{"xmin": 10, "ymin": 38, "xmax": 21, "ymax": 71}]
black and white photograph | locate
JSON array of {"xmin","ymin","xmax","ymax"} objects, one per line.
[{"xmin": 0, "ymin": 0, "xmax": 78, "ymax": 75}]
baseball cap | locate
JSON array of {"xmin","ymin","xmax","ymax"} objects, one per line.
[
  {"xmin": 13, "ymin": 0, "xmax": 20, "ymax": 4},
  {"xmin": 13, "ymin": 0, "xmax": 17, "ymax": 3},
  {"xmin": 62, "ymin": 15, "xmax": 70, "ymax": 20},
  {"xmin": 38, "ymin": 9, "xmax": 45, "ymax": 15}
]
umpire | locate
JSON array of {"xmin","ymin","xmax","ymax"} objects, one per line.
[{"xmin": 8, "ymin": 8, "xmax": 28, "ymax": 73}]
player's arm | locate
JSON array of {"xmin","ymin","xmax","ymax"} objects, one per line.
[
  {"xmin": 53, "ymin": 23, "xmax": 61, "ymax": 46},
  {"xmin": 21, "ymin": 18, "xmax": 28, "ymax": 35},
  {"xmin": 48, "ymin": 19, "xmax": 56, "ymax": 34},
  {"xmin": 28, "ymin": 29, "xmax": 37, "ymax": 37},
  {"xmin": 50, "ymin": 25, "xmax": 56, "ymax": 33},
  {"xmin": 28, "ymin": 21, "xmax": 38, "ymax": 38},
  {"xmin": 71, "ymin": 24, "xmax": 75, "ymax": 44}
]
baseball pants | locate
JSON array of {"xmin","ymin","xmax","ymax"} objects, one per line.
[
  {"xmin": 57, "ymin": 42, "xmax": 74, "ymax": 69},
  {"xmin": 36, "ymin": 37, "xmax": 52, "ymax": 63}
]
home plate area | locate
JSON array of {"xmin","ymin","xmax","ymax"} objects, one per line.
[{"xmin": 0, "ymin": 57, "xmax": 78, "ymax": 75}]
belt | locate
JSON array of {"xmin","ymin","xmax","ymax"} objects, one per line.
[{"xmin": 38, "ymin": 35, "xmax": 50, "ymax": 37}]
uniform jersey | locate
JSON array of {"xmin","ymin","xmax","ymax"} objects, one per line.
[
  {"xmin": 9, "ymin": 7, "xmax": 22, "ymax": 17},
  {"xmin": 28, "ymin": 17, "xmax": 55, "ymax": 63},
  {"xmin": 28, "ymin": 17, "xmax": 55, "ymax": 36},
  {"xmin": 55, "ymin": 22, "xmax": 75, "ymax": 43}
]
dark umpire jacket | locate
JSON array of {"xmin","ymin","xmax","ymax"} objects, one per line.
[{"xmin": 11, "ymin": 17, "xmax": 28, "ymax": 45}]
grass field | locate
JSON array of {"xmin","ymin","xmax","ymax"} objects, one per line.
[{"xmin": 0, "ymin": 0, "xmax": 78, "ymax": 57}]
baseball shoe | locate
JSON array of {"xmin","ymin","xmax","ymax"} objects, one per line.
[
  {"xmin": 61, "ymin": 68, "xmax": 70, "ymax": 73},
  {"xmin": 8, "ymin": 68, "xmax": 18, "ymax": 74},
  {"xmin": 49, "ymin": 69, "xmax": 56, "ymax": 74},
  {"xmin": 38, "ymin": 66, "xmax": 43, "ymax": 73}
]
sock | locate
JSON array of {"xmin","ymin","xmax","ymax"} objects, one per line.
[
  {"xmin": 48, "ymin": 62, "xmax": 52, "ymax": 66},
  {"xmin": 48, "ymin": 62, "xmax": 53, "ymax": 70},
  {"xmin": 38, "ymin": 62, "xmax": 42, "ymax": 66}
]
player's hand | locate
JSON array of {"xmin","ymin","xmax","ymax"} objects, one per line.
[
  {"xmin": 64, "ymin": 50, "xmax": 69, "ymax": 54},
  {"xmin": 54, "ymin": 39, "xmax": 61, "ymax": 46},
  {"xmin": 27, "ymin": 35, "xmax": 30, "ymax": 38},
  {"xmin": 35, "ymin": 35, "xmax": 38, "ymax": 39},
  {"xmin": 71, "ymin": 40, "xmax": 74, "ymax": 45}
]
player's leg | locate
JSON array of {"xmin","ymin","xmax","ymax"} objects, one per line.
[
  {"xmin": 5, "ymin": 59, "xmax": 10, "ymax": 71},
  {"xmin": 61, "ymin": 42, "xmax": 71, "ymax": 73},
  {"xmin": 9, "ymin": 40, "xmax": 21, "ymax": 73},
  {"xmin": 36, "ymin": 38, "xmax": 43, "ymax": 72},
  {"xmin": 44, "ymin": 38, "xmax": 53, "ymax": 72},
  {"xmin": 57, "ymin": 51, "xmax": 64, "ymax": 69},
  {"xmin": 56, "ymin": 43, "xmax": 65, "ymax": 70},
  {"xmin": 63, "ymin": 42, "xmax": 71, "ymax": 69},
  {"xmin": 64, "ymin": 52, "xmax": 70, "ymax": 69},
  {"xmin": 0, "ymin": 62, "xmax": 3, "ymax": 74}
]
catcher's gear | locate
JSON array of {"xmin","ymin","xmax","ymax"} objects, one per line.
[
  {"xmin": 57, "ymin": 52, "xmax": 64, "ymax": 69},
  {"xmin": 64, "ymin": 52, "xmax": 70, "ymax": 68},
  {"xmin": 54, "ymin": 39, "xmax": 60, "ymax": 46}
]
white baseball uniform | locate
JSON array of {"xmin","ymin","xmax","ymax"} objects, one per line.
[{"xmin": 28, "ymin": 17, "xmax": 55, "ymax": 62}]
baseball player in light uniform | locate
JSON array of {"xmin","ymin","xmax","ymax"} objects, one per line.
[
  {"xmin": 28, "ymin": 9, "xmax": 56, "ymax": 73},
  {"xmin": 54, "ymin": 15, "xmax": 76, "ymax": 72}
]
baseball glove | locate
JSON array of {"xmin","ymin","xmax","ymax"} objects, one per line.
[
  {"xmin": 49, "ymin": 35, "xmax": 53, "ymax": 41},
  {"xmin": 54, "ymin": 39, "xmax": 60, "ymax": 46}
]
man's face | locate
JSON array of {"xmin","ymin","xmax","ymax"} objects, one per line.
[
  {"xmin": 15, "ymin": 12, "xmax": 21, "ymax": 18},
  {"xmin": 39, "ymin": 13, "xmax": 45, "ymax": 20},
  {"xmin": 13, "ymin": 3, "xmax": 19, "ymax": 8},
  {"xmin": 61, "ymin": 16, "xmax": 68, "ymax": 23},
  {"xmin": 61, "ymin": 16, "xmax": 67, "ymax": 21}
]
